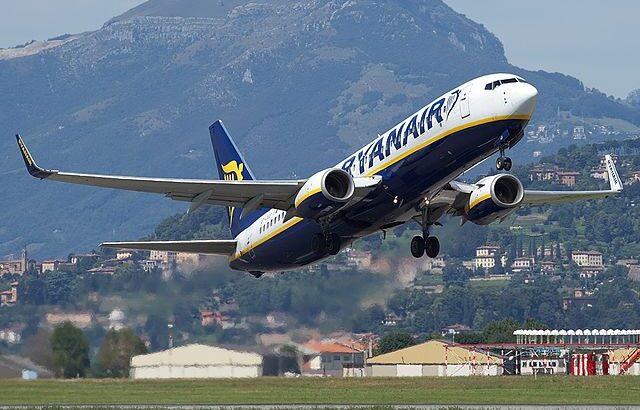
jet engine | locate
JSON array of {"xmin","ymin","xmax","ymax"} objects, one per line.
[
  {"xmin": 465, "ymin": 174, "xmax": 524, "ymax": 225},
  {"xmin": 295, "ymin": 168, "xmax": 355, "ymax": 219}
]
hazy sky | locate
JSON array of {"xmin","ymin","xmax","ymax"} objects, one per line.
[
  {"xmin": 445, "ymin": 0, "xmax": 640, "ymax": 98},
  {"xmin": 0, "ymin": 0, "xmax": 145, "ymax": 47},
  {"xmin": 0, "ymin": 0, "xmax": 637, "ymax": 98}
]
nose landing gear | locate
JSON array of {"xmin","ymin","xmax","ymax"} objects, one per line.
[
  {"xmin": 496, "ymin": 147, "xmax": 512, "ymax": 171},
  {"xmin": 410, "ymin": 203, "xmax": 441, "ymax": 259}
]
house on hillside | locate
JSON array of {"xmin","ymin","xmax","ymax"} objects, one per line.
[
  {"xmin": 0, "ymin": 282, "xmax": 18, "ymax": 306},
  {"xmin": 572, "ymin": 250, "xmax": 603, "ymax": 267}
]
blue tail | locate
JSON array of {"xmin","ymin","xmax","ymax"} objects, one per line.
[{"xmin": 209, "ymin": 120, "xmax": 262, "ymax": 238}]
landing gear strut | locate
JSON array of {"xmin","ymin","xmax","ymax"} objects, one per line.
[
  {"xmin": 411, "ymin": 204, "xmax": 440, "ymax": 259},
  {"xmin": 496, "ymin": 147, "xmax": 512, "ymax": 171},
  {"xmin": 312, "ymin": 232, "xmax": 341, "ymax": 256}
]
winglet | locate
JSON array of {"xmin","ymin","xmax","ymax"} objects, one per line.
[
  {"xmin": 604, "ymin": 154, "xmax": 623, "ymax": 192},
  {"xmin": 15, "ymin": 134, "xmax": 54, "ymax": 179}
]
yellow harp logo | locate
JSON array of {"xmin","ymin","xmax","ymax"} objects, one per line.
[{"xmin": 222, "ymin": 161, "xmax": 244, "ymax": 224}]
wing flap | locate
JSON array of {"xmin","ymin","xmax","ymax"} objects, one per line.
[{"xmin": 100, "ymin": 240, "xmax": 237, "ymax": 255}]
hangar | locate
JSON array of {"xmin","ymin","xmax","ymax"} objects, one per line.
[
  {"xmin": 130, "ymin": 344, "xmax": 263, "ymax": 379},
  {"xmin": 366, "ymin": 340, "xmax": 501, "ymax": 377}
]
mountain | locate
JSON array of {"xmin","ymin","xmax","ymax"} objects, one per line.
[{"xmin": 1, "ymin": 0, "xmax": 639, "ymax": 258}]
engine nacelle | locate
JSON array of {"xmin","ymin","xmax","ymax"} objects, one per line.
[
  {"xmin": 295, "ymin": 168, "xmax": 355, "ymax": 219},
  {"xmin": 466, "ymin": 174, "xmax": 524, "ymax": 225}
]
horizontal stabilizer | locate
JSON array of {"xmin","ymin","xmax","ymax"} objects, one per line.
[{"xmin": 100, "ymin": 240, "xmax": 237, "ymax": 255}]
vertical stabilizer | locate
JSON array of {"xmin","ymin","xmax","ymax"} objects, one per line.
[{"xmin": 209, "ymin": 120, "xmax": 258, "ymax": 237}]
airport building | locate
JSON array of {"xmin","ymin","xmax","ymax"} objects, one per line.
[
  {"xmin": 130, "ymin": 344, "xmax": 263, "ymax": 379},
  {"xmin": 366, "ymin": 340, "xmax": 501, "ymax": 377}
]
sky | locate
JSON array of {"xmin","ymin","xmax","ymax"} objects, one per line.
[
  {"xmin": 445, "ymin": 0, "xmax": 640, "ymax": 98},
  {"xmin": 0, "ymin": 0, "xmax": 637, "ymax": 98},
  {"xmin": 0, "ymin": 0, "xmax": 145, "ymax": 47}
]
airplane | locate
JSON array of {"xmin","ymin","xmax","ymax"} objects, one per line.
[{"xmin": 16, "ymin": 73, "xmax": 623, "ymax": 277}]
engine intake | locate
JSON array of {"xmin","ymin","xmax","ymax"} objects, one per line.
[
  {"xmin": 466, "ymin": 174, "xmax": 524, "ymax": 225},
  {"xmin": 295, "ymin": 169, "xmax": 355, "ymax": 219}
]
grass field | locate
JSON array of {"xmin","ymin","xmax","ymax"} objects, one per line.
[{"xmin": 1, "ymin": 377, "xmax": 639, "ymax": 406}]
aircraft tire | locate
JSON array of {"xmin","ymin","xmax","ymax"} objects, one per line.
[
  {"xmin": 425, "ymin": 236, "xmax": 440, "ymax": 258},
  {"xmin": 312, "ymin": 234, "xmax": 326, "ymax": 254},
  {"xmin": 327, "ymin": 234, "xmax": 341, "ymax": 255},
  {"xmin": 503, "ymin": 157, "xmax": 512, "ymax": 171},
  {"xmin": 411, "ymin": 236, "xmax": 425, "ymax": 258}
]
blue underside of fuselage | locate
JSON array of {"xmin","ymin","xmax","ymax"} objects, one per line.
[{"xmin": 230, "ymin": 118, "xmax": 528, "ymax": 272}]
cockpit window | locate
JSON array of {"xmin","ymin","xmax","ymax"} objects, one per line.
[
  {"xmin": 517, "ymin": 77, "xmax": 527, "ymax": 83},
  {"xmin": 485, "ymin": 77, "xmax": 522, "ymax": 90}
]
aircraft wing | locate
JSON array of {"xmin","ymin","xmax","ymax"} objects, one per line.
[
  {"xmin": 432, "ymin": 154, "xmax": 623, "ymax": 216},
  {"xmin": 101, "ymin": 240, "xmax": 237, "ymax": 255},
  {"xmin": 16, "ymin": 135, "xmax": 303, "ymax": 211},
  {"xmin": 17, "ymin": 135, "xmax": 381, "ymax": 215},
  {"xmin": 521, "ymin": 154, "xmax": 623, "ymax": 205}
]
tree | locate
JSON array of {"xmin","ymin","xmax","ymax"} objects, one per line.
[
  {"xmin": 18, "ymin": 276, "xmax": 46, "ymax": 305},
  {"xmin": 376, "ymin": 332, "xmax": 416, "ymax": 355},
  {"xmin": 50, "ymin": 322, "xmax": 90, "ymax": 378},
  {"xmin": 96, "ymin": 328, "xmax": 147, "ymax": 378},
  {"xmin": 482, "ymin": 318, "xmax": 519, "ymax": 343},
  {"xmin": 43, "ymin": 271, "xmax": 78, "ymax": 305}
]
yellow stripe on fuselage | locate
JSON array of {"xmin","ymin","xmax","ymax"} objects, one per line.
[
  {"xmin": 230, "ymin": 217, "xmax": 304, "ymax": 262},
  {"xmin": 364, "ymin": 114, "xmax": 530, "ymax": 177},
  {"xmin": 294, "ymin": 188, "xmax": 322, "ymax": 208},
  {"xmin": 231, "ymin": 114, "xmax": 530, "ymax": 264}
]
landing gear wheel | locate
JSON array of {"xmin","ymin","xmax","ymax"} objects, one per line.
[
  {"xmin": 411, "ymin": 236, "xmax": 425, "ymax": 258},
  {"xmin": 496, "ymin": 156, "xmax": 504, "ymax": 171},
  {"xmin": 312, "ymin": 234, "xmax": 326, "ymax": 254},
  {"xmin": 425, "ymin": 236, "xmax": 440, "ymax": 258},
  {"xmin": 503, "ymin": 157, "xmax": 512, "ymax": 171},
  {"xmin": 326, "ymin": 233, "xmax": 341, "ymax": 256}
]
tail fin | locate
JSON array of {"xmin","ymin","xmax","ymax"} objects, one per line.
[{"xmin": 209, "ymin": 120, "xmax": 257, "ymax": 238}]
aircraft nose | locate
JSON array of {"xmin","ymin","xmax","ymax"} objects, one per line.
[{"xmin": 511, "ymin": 83, "xmax": 538, "ymax": 116}]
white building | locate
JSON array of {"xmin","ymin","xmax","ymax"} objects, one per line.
[
  {"xmin": 511, "ymin": 257, "xmax": 535, "ymax": 272},
  {"xmin": 572, "ymin": 250, "xmax": 603, "ymax": 267},
  {"xmin": 149, "ymin": 250, "xmax": 176, "ymax": 264},
  {"xmin": 475, "ymin": 255, "xmax": 496, "ymax": 270},
  {"xmin": 130, "ymin": 344, "xmax": 263, "ymax": 379},
  {"xmin": 476, "ymin": 246, "xmax": 500, "ymax": 257},
  {"xmin": 108, "ymin": 309, "xmax": 126, "ymax": 330}
]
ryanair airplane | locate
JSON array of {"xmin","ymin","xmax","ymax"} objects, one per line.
[{"xmin": 17, "ymin": 73, "xmax": 623, "ymax": 277}]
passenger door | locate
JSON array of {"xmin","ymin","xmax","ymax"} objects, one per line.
[{"xmin": 460, "ymin": 85, "xmax": 471, "ymax": 118}]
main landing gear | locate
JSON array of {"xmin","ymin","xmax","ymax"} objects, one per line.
[
  {"xmin": 312, "ymin": 232, "xmax": 341, "ymax": 256},
  {"xmin": 411, "ymin": 203, "xmax": 440, "ymax": 259},
  {"xmin": 411, "ymin": 235, "xmax": 440, "ymax": 258},
  {"xmin": 496, "ymin": 147, "xmax": 512, "ymax": 171}
]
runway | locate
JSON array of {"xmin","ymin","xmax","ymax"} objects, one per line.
[{"xmin": 2, "ymin": 406, "xmax": 638, "ymax": 410}]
